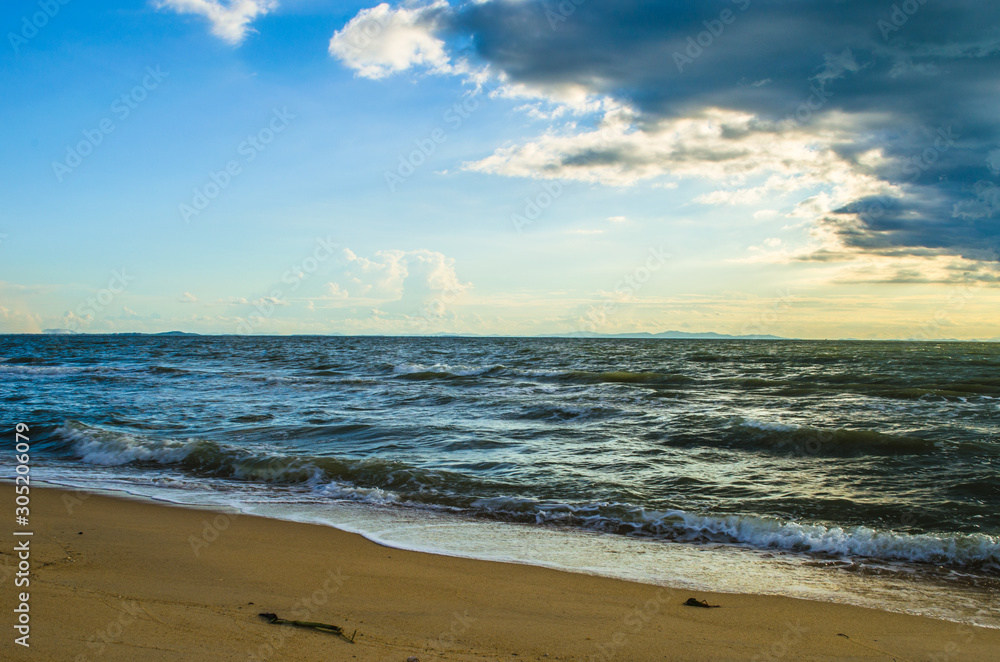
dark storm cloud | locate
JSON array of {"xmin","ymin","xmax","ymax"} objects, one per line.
[{"xmin": 429, "ymin": 0, "xmax": 1000, "ymax": 260}]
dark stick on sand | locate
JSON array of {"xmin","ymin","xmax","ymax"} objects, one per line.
[{"xmin": 258, "ymin": 612, "xmax": 357, "ymax": 642}]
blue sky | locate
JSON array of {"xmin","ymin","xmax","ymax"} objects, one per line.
[{"xmin": 1, "ymin": 0, "xmax": 998, "ymax": 338}]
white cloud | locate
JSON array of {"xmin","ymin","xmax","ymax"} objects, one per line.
[
  {"xmin": 0, "ymin": 305, "xmax": 42, "ymax": 333},
  {"xmin": 331, "ymin": 248, "xmax": 470, "ymax": 306},
  {"xmin": 607, "ymin": 216, "xmax": 627, "ymax": 223},
  {"xmin": 178, "ymin": 291, "xmax": 198, "ymax": 303},
  {"xmin": 987, "ymin": 149, "xmax": 1000, "ymax": 175},
  {"xmin": 156, "ymin": 0, "xmax": 277, "ymax": 45},
  {"xmin": 466, "ymin": 107, "xmax": 885, "ymax": 202},
  {"xmin": 328, "ymin": 2, "xmax": 454, "ymax": 79},
  {"xmin": 325, "ymin": 282, "xmax": 349, "ymax": 299}
]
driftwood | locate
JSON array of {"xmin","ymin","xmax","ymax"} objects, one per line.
[
  {"xmin": 258, "ymin": 612, "xmax": 357, "ymax": 643},
  {"xmin": 683, "ymin": 598, "xmax": 721, "ymax": 608}
]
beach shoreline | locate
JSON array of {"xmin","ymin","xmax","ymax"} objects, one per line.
[{"xmin": 6, "ymin": 484, "xmax": 999, "ymax": 661}]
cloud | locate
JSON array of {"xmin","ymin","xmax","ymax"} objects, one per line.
[
  {"xmin": 178, "ymin": 291, "xmax": 198, "ymax": 303},
  {"xmin": 156, "ymin": 0, "xmax": 276, "ymax": 45},
  {"xmin": 325, "ymin": 282, "xmax": 349, "ymax": 299},
  {"xmin": 607, "ymin": 216, "xmax": 627, "ymax": 223},
  {"xmin": 332, "ymin": 0, "xmax": 1000, "ymax": 267},
  {"xmin": 988, "ymin": 149, "xmax": 1000, "ymax": 176},
  {"xmin": 327, "ymin": 248, "xmax": 470, "ymax": 307},
  {"xmin": 0, "ymin": 305, "xmax": 42, "ymax": 333},
  {"xmin": 328, "ymin": 1, "xmax": 454, "ymax": 79}
]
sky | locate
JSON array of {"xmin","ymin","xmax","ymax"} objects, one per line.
[{"xmin": 1, "ymin": 0, "xmax": 999, "ymax": 339}]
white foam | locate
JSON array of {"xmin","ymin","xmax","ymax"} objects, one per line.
[{"xmin": 735, "ymin": 417, "xmax": 800, "ymax": 432}]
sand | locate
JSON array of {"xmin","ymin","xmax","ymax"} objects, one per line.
[{"xmin": 4, "ymin": 485, "xmax": 998, "ymax": 661}]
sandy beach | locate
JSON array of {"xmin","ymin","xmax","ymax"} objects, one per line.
[{"xmin": 4, "ymin": 485, "xmax": 998, "ymax": 661}]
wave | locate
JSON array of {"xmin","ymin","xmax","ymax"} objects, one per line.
[
  {"xmin": 148, "ymin": 365, "xmax": 191, "ymax": 376},
  {"xmin": 52, "ymin": 421, "xmax": 480, "ymax": 502},
  {"xmin": 388, "ymin": 362, "xmax": 697, "ymax": 387},
  {"xmin": 657, "ymin": 418, "xmax": 950, "ymax": 457},
  {"xmin": 0, "ymin": 364, "xmax": 85, "ymax": 375},
  {"xmin": 502, "ymin": 403, "xmax": 619, "ymax": 422},
  {"xmin": 2, "ymin": 356, "xmax": 51, "ymax": 364},
  {"xmin": 48, "ymin": 420, "xmax": 1000, "ymax": 573},
  {"xmin": 559, "ymin": 370, "xmax": 696, "ymax": 386},
  {"xmin": 470, "ymin": 497, "xmax": 1000, "ymax": 571},
  {"xmin": 392, "ymin": 362, "xmax": 505, "ymax": 380},
  {"xmin": 728, "ymin": 419, "xmax": 939, "ymax": 456}
]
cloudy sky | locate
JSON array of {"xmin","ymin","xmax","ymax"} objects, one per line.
[{"xmin": 2, "ymin": 0, "xmax": 999, "ymax": 338}]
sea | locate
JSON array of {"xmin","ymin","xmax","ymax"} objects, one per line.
[{"xmin": 3, "ymin": 335, "xmax": 998, "ymax": 628}]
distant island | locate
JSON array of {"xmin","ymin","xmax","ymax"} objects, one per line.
[{"xmin": 41, "ymin": 329, "xmax": 201, "ymax": 336}]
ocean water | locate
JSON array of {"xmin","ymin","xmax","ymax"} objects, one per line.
[{"xmin": 3, "ymin": 335, "xmax": 999, "ymax": 627}]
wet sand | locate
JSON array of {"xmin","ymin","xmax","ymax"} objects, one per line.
[{"xmin": 5, "ymin": 485, "xmax": 998, "ymax": 661}]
